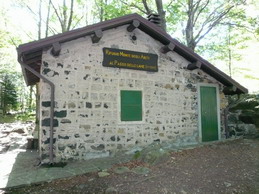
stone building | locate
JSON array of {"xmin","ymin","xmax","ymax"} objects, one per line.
[{"xmin": 17, "ymin": 14, "xmax": 248, "ymax": 163}]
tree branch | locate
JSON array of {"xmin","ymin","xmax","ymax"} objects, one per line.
[
  {"xmin": 50, "ymin": 0, "xmax": 64, "ymax": 32},
  {"xmin": 120, "ymin": 0, "xmax": 148, "ymax": 14},
  {"xmin": 71, "ymin": 15, "xmax": 84, "ymax": 29},
  {"xmin": 166, "ymin": 0, "xmax": 173, "ymax": 9},
  {"xmin": 195, "ymin": 6, "xmax": 234, "ymax": 45},
  {"xmin": 142, "ymin": 0, "xmax": 152, "ymax": 15},
  {"xmin": 38, "ymin": 0, "xmax": 42, "ymax": 39},
  {"xmin": 8, "ymin": 36, "xmax": 18, "ymax": 48},
  {"xmin": 193, "ymin": 0, "xmax": 210, "ymax": 27},
  {"xmin": 155, "ymin": 0, "xmax": 166, "ymax": 31},
  {"xmin": 220, "ymin": 22, "xmax": 255, "ymax": 33},
  {"xmin": 193, "ymin": 4, "xmax": 234, "ymax": 43},
  {"xmin": 67, "ymin": 0, "xmax": 74, "ymax": 31}
]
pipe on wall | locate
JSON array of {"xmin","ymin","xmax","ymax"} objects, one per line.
[{"xmin": 18, "ymin": 58, "xmax": 55, "ymax": 164}]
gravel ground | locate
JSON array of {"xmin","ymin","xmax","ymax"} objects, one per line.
[{"xmin": 2, "ymin": 138, "xmax": 259, "ymax": 194}]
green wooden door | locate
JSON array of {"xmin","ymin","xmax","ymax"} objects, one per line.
[{"xmin": 200, "ymin": 86, "xmax": 219, "ymax": 142}]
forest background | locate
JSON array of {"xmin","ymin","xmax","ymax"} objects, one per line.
[{"xmin": 0, "ymin": 0, "xmax": 258, "ymax": 116}]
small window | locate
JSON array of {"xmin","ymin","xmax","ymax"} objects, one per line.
[{"xmin": 120, "ymin": 90, "xmax": 142, "ymax": 121}]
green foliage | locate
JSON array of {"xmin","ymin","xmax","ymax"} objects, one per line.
[
  {"xmin": 164, "ymin": 0, "xmax": 258, "ymax": 68},
  {"xmin": 16, "ymin": 112, "xmax": 36, "ymax": 122},
  {"xmin": 244, "ymin": 75, "xmax": 259, "ymax": 80},
  {"xmin": 0, "ymin": 73, "xmax": 19, "ymax": 114},
  {"xmin": 165, "ymin": 1, "xmax": 186, "ymax": 36},
  {"xmin": 0, "ymin": 112, "xmax": 35, "ymax": 123},
  {"xmin": 92, "ymin": 0, "xmax": 133, "ymax": 22},
  {"xmin": 0, "ymin": 17, "xmax": 34, "ymax": 116},
  {"xmin": 229, "ymin": 93, "xmax": 259, "ymax": 127},
  {"xmin": 0, "ymin": 30, "xmax": 9, "ymax": 48},
  {"xmin": 0, "ymin": 114, "xmax": 17, "ymax": 123},
  {"xmin": 229, "ymin": 94, "xmax": 259, "ymax": 110},
  {"xmin": 133, "ymin": 151, "xmax": 141, "ymax": 159}
]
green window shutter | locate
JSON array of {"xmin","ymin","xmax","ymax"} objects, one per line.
[{"xmin": 121, "ymin": 90, "xmax": 142, "ymax": 121}]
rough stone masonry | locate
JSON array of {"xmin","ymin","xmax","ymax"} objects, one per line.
[{"xmin": 39, "ymin": 25, "xmax": 227, "ymax": 163}]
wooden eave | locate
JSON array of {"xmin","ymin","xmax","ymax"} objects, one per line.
[{"xmin": 17, "ymin": 13, "xmax": 248, "ymax": 94}]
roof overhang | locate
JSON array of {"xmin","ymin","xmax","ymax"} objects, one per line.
[{"xmin": 17, "ymin": 13, "xmax": 248, "ymax": 94}]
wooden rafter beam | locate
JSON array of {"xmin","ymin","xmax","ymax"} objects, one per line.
[
  {"xmin": 24, "ymin": 50, "xmax": 42, "ymax": 60},
  {"xmin": 160, "ymin": 43, "xmax": 175, "ymax": 53},
  {"xmin": 127, "ymin": 20, "xmax": 140, "ymax": 32},
  {"xmin": 223, "ymin": 85, "xmax": 237, "ymax": 95},
  {"xmin": 23, "ymin": 58, "xmax": 41, "ymax": 65},
  {"xmin": 91, "ymin": 29, "xmax": 103, "ymax": 43},
  {"xmin": 187, "ymin": 61, "xmax": 202, "ymax": 70},
  {"xmin": 51, "ymin": 42, "xmax": 61, "ymax": 56}
]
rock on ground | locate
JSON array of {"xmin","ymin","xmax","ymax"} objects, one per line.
[{"xmin": 0, "ymin": 122, "xmax": 35, "ymax": 153}]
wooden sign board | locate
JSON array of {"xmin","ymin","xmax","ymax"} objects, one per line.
[{"xmin": 102, "ymin": 47, "xmax": 158, "ymax": 72}]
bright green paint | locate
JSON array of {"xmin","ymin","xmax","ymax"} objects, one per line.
[
  {"xmin": 200, "ymin": 86, "xmax": 218, "ymax": 142},
  {"xmin": 121, "ymin": 90, "xmax": 142, "ymax": 121}
]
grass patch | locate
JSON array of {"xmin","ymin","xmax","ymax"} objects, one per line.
[{"xmin": 0, "ymin": 112, "xmax": 35, "ymax": 123}]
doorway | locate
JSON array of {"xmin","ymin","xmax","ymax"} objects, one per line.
[{"xmin": 199, "ymin": 84, "xmax": 220, "ymax": 142}]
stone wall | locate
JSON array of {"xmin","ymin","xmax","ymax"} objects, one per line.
[
  {"xmin": 39, "ymin": 25, "xmax": 227, "ymax": 162},
  {"xmin": 227, "ymin": 94, "xmax": 259, "ymax": 137}
]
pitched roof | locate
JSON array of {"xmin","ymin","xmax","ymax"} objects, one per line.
[{"xmin": 17, "ymin": 13, "xmax": 248, "ymax": 94}]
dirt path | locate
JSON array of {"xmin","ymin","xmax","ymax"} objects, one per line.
[{"xmin": 3, "ymin": 138, "xmax": 259, "ymax": 194}]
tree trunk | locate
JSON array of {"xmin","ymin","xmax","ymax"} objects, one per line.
[
  {"xmin": 51, "ymin": 0, "xmax": 75, "ymax": 33},
  {"xmin": 142, "ymin": 0, "xmax": 152, "ymax": 15},
  {"xmin": 45, "ymin": 0, "xmax": 51, "ymax": 37},
  {"xmin": 228, "ymin": 25, "xmax": 232, "ymax": 77},
  {"xmin": 0, "ymin": 85, "xmax": 2, "ymax": 112},
  {"xmin": 38, "ymin": 0, "xmax": 42, "ymax": 39},
  {"xmin": 98, "ymin": 0, "xmax": 108, "ymax": 22},
  {"xmin": 155, "ymin": 0, "xmax": 166, "ymax": 31},
  {"xmin": 1, "ymin": 80, "xmax": 6, "ymax": 115},
  {"xmin": 28, "ymin": 86, "xmax": 33, "ymax": 111},
  {"xmin": 62, "ymin": 0, "xmax": 67, "ymax": 32},
  {"xmin": 104, "ymin": 0, "xmax": 108, "ymax": 21},
  {"xmin": 100, "ymin": 0, "xmax": 104, "ymax": 22},
  {"xmin": 66, "ymin": 0, "xmax": 74, "ymax": 31},
  {"xmin": 186, "ymin": 0, "xmax": 195, "ymax": 50}
]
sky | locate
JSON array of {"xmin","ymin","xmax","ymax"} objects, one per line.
[
  {"xmin": 0, "ymin": 0, "xmax": 258, "ymax": 93},
  {"xmin": 216, "ymin": 38, "xmax": 259, "ymax": 93}
]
